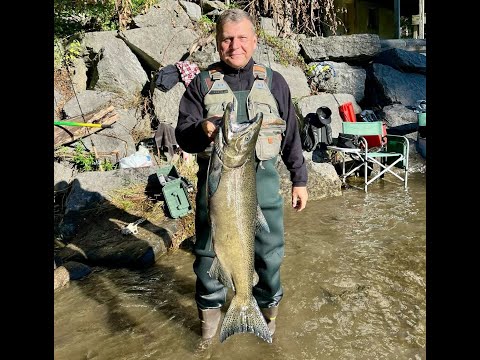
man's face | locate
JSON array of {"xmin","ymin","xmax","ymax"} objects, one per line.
[{"xmin": 217, "ymin": 18, "xmax": 257, "ymax": 69}]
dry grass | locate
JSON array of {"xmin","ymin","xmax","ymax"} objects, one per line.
[
  {"xmin": 54, "ymin": 68, "xmax": 75, "ymax": 119},
  {"xmin": 109, "ymin": 183, "xmax": 167, "ymax": 223},
  {"xmin": 108, "ymin": 156, "xmax": 200, "ymax": 251},
  {"xmin": 172, "ymin": 155, "xmax": 199, "ymax": 185},
  {"xmin": 170, "ymin": 194, "xmax": 196, "ymax": 251},
  {"xmin": 131, "ymin": 115, "xmax": 155, "ymax": 144}
]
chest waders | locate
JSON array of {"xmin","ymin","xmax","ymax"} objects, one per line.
[{"xmin": 194, "ymin": 65, "xmax": 286, "ymax": 309}]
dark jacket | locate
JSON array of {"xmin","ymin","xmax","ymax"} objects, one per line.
[{"xmin": 175, "ymin": 58, "xmax": 307, "ymax": 186}]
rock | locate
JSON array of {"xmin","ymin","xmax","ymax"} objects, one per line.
[
  {"xmin": 54, "ymin": 266, "xmax": 70, "ymax": 290},
  {"xmin": 62, "ymin": 261, "xmax": 92, "ymax": 280}
]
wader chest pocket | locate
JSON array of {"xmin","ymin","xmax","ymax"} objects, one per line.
[{"xmin": 256, "ymin": 133, "xmax": 282, "ymax": 161}]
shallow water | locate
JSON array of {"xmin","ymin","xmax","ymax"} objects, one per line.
[{"xmin": 54, "ymin": 173, "xmax": 426, "ymax": 360}]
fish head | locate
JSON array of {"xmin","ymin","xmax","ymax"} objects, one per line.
[{"xmin": 215, "ymin": 102, "xmax": 263, "ymax": 168}]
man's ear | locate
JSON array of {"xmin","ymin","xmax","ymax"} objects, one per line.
[{"xmin": 253, "ymin": 35, "xmax": 257, "ymax": 50}]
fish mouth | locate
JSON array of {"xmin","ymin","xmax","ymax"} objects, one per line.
[
  {"xmin": 222, "ymin": 102, "xmax": 261, "ymax": 145},
  {"xmin": 213, "ymin": 102, "xmax": 263, "ymax": 168}
]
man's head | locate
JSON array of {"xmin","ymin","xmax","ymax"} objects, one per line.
[{"xmin": 216, "ymin": 9, "xmax": 257, "ymax": 69}]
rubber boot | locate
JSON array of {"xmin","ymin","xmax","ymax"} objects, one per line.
[
  {"xmin": 260, "ymin": 306, "xmax": 279, "ymax": 336},
  {"xmin": 198, "ymin": 307, "xmax": 221, "ymax": 340}
]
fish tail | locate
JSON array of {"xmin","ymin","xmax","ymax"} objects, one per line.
[{"xmin": 219, "ymin": 295, "xmax": 272, "ymax": 343}]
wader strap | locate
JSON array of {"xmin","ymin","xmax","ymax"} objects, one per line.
[{"xmin": 253, "ymin": 64, "xmax": 267, "ymax": 80}]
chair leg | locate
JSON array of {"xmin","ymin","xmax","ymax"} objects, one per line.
[
  {"xmin": 380, "ymin": 157, "xmax": 386, "ymax": 178},
  {"xmin": 367, "ymin": 156, "xmax": 404, "ymax": 184},
  {"xmin": 364, "ymin": 160, "xmax": 368, "ymax": 192}
]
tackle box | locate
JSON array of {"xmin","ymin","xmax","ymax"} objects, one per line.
[{"xmin": 157, "ymin": 165, "xmax": 192, "ymax": 219}]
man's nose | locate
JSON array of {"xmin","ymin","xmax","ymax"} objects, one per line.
[{"xmin": 230, "ymin": 37, "xmax": 240, "ymax": 48}]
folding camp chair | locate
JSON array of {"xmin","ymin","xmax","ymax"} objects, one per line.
[
  {"xmin": 416, "ymin": 112, "xmax": 426, "ymax": 158},
  {"xmin": 328, "ymin": 121, "xmax": 409, "ymax": 192}
]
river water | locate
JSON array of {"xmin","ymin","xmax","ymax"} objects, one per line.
[{"xmin": 54, "ymin": 173, "xmax": 426, "ymax": 360}]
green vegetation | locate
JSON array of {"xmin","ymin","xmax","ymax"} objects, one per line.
[
  {"xmin": 198, "ymin": 14, "xmax": 215, "ymax": 34},
  {"xmin": 55, "ymin": 143, "xmax": 117, "ymax": 172},
  {"xmin": 257, "ymin": 30, "xmax": 307, "ymax": 69},
  {"xmin": 72, "ymin": 143, "xmax": 97, "ymax": 171},
  {"xmin": 54, "ymin": 0, "xmax": 156, "ymax": 38},
  {"xmin": 226, "ymin": 1, "xmax": 240, "ymax": 9},
  {"xmin": 101, "ymin": 158, "xmax": 116, "ymax": 171},
  {"xmin": 54, "ymin": 39, "xmax": 64, "ymax": 70},
  {"xmin": 54, "ymin": 0, "xmax": 156, "ymax": 69},
  {"xmin": 54, "ymin": 38, "xmax": 85, "ymax": 70},
  {"xmin": 54, "ymin": 0, "xmax": 116, "ymax": 38}
]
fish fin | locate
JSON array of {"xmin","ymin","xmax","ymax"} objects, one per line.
[
  {"xmin": 255, "ymin": 205, "xmax": 270, "ymax": 233},
  {"xmin": 208, "ymin": 257, "xmax": 235, "ymax": 291},
  {"xmin": 207, "ymin": 151, "xmax": 222, "ymax": 198},
  {"xmin": 219, "ymin": 295, "xmax": 272, "ymax": 343},
  {"xmin": 253, "ymin": 271, "xmax": 259, "ymax": 286}
]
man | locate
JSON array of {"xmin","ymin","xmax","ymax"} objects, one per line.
[{"xmin": 175, "ymin": 9, "xmax": 308, "ymax": 340}]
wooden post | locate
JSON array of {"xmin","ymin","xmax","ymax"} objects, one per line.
[
  {"xmin": 412, "ymin": 1, "xmax": 426, "ymax": 40},
  {"xmin": 419, "ymin": 0, "xmax": 425, "ymax": 39},
  {"xmin": 394, "ymin": 0, "xmax": 401, "ymax": 39}
]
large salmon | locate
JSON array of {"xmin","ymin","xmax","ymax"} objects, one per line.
[{"xmin": 207, "ymin": 101, "xmax": 272, "ymax": 343}]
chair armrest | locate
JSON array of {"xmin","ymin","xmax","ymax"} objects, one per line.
[{"xmin": 357, "ymin": 136, "xmax": 369, "ymax": 152}]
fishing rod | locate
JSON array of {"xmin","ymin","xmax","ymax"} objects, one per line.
[{"xmin": 54, "ymin": 121, "xmax": 113, "ymax": 128}]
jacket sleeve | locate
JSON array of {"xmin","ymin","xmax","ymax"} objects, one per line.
[
  {"xmin": 270, "ymin": 71, "xmax": 308, "ymax": 187},
  {"xmin": 175, "ymin": 74, "xmax": 212, "ymax": 153}
]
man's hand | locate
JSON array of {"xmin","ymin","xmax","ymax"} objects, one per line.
[
  {"xmin": 202, "ymin": 119, "xmax": 220, "ymax": 142},
  {"xmin": 292, "ymin": 186, "xmax": 308, "ymax": 212}
]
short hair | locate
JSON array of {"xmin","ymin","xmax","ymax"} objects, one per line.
[{"xmin": 216, "ymin": 9, "xmax": 256, "ymax": 41}]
